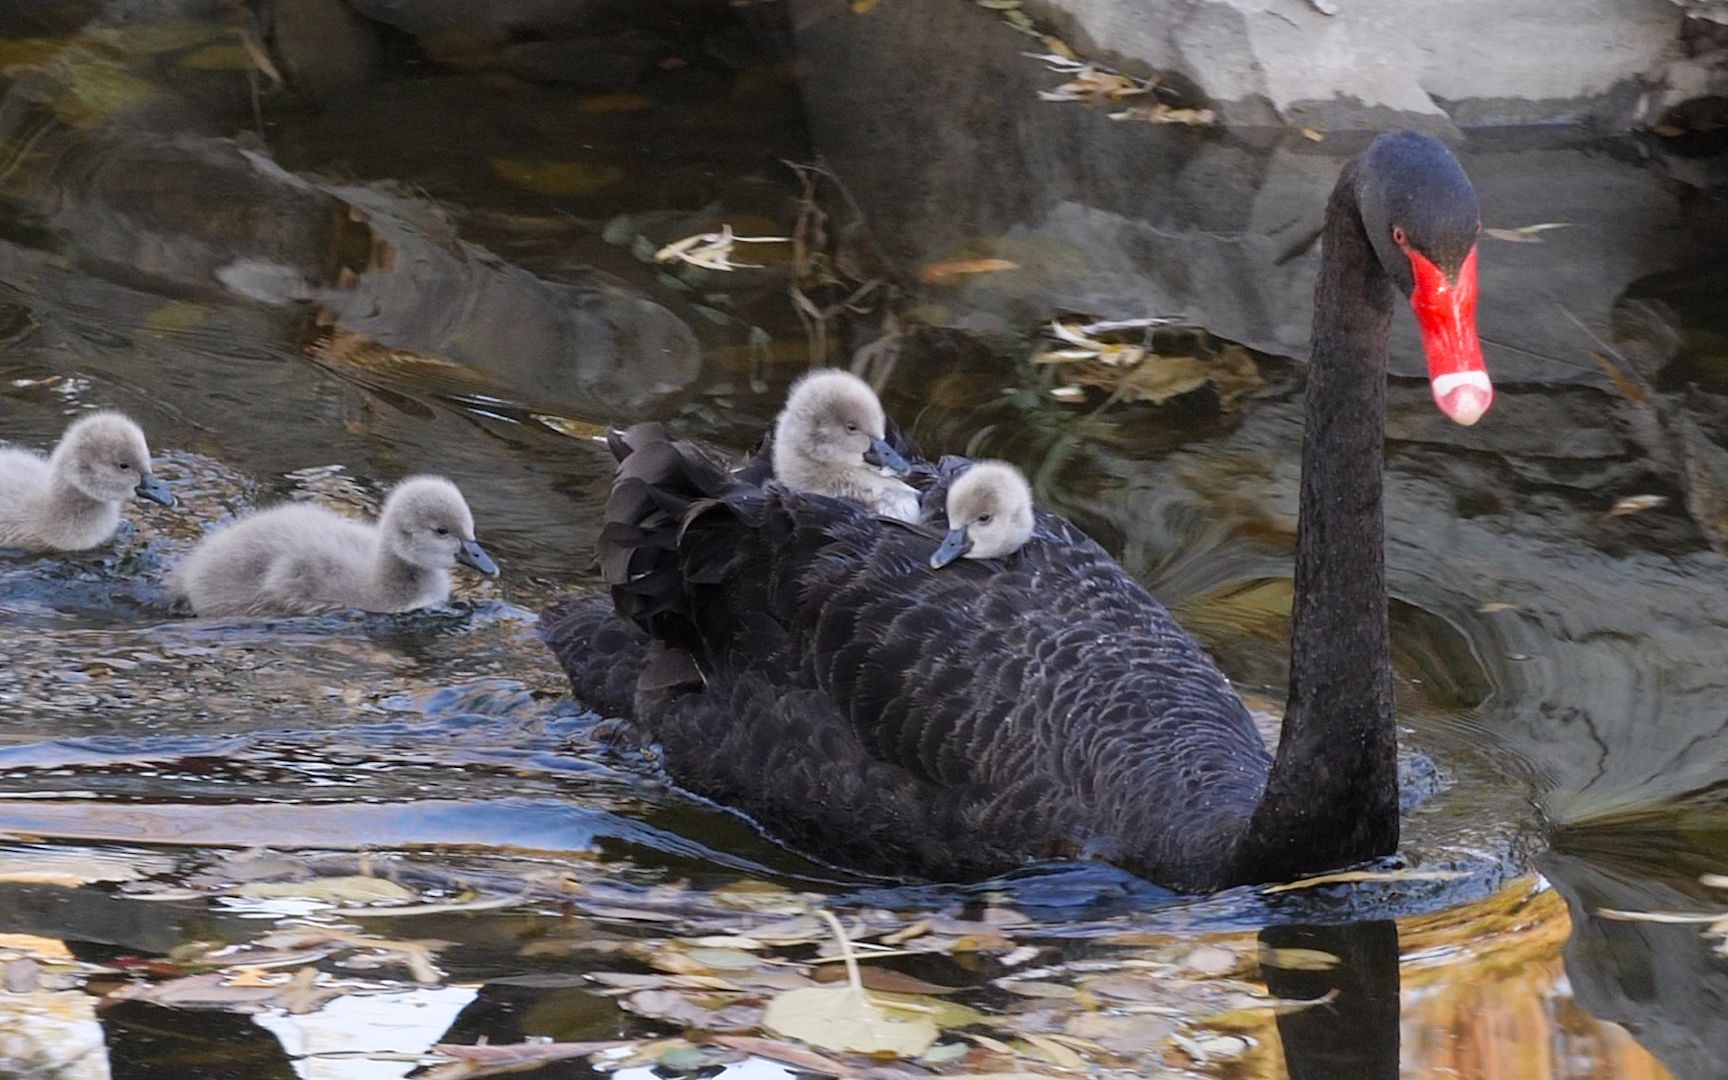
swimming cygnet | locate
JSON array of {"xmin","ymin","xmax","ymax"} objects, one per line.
[
  {"xmin": 771, "ymin": 369, "xmax": 919, "ymax": 522},
  {"xmin": 0, "ymin": 411, "xmax": 175, "ymax": 552},
  {"xmin": 172, "ymin": 475, "xmax": 500, "ymax": 616},
  {"xmin": 929, "ymin": 460, "xmax": 1035, "ymax": 569}
]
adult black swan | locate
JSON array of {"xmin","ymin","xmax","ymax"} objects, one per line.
[{"xmin": 542, "ymin": 131, "xmax": 1491, "ymax": 891}]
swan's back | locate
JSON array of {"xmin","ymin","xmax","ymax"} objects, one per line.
[
  {"xmin": 174, "ymin": 503, "xmax": 375, "ymax": 616},
  {"xmin": 547, "ymin": 428, "xmax": 1272, "ymax": 887}
]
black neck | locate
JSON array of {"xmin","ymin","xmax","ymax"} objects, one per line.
[{"xmin": 1229, "ymin": 162, "xmax": 1399, "ymax": 881}]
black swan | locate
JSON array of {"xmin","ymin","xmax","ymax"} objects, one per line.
[{"xmin": 542, "ymin": 131, "xmax": 1489, "ymax": 890}]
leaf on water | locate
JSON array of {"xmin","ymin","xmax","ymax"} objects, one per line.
[
  {"xmin": 1483, "ymin": 222, "xmax": 1572, "ymax": 243},
  {"xmin": 623, "ymin": 989, "xmax": 764, "ymax": 1032},
  {"xmin": 1597, "ymin": 908, "xmax": 1728, "ymax": 924},
  {"xmin": 534, "ymin": 414, "xmax": 608, "ymax": 440},
  {"xmin": 489, "ymin": 157, "xmax": 627, "ymax": 197},
  {"xmin": 654, "ymin": 225, "xmax": 789, "ymax": 272},
  {"xmin": 708, "ymin": 1035, "xmax": 851, "ymax": 1075},
  {"xmin": 1476, "ymin": 602, "xmax": 1517, "ymax": 613},
  {"xmin": 996, "ymin": 979, "xmax": 1078, "ymax": 999},
  {"xmin": 0, "ymin": 37, "xmax": 71, "ymax": 72},
  {"xmin": 918, "ymin": 258, "xmax": 1020, "ymax": 284},
  {"xmin": 765, "ymin": 986, "xmax": 939, "ymax": 1056},
  {"xmin": 346, "ymin": 894, "xmax": 523, "ymax": 917},
  {"xmin": 1019, "ymin": 1032, "xmax": 1087, "ymax": 1068},
  {"xmin": 999, "ymin": 944, "xmax": 1041, "ymax": 967},
  {"xmin": 1110, "ymin": 103, "xmax": 1217, "ymax": 125},
  {"xmin": 1300, "ymin": 127, "xmax": 1325, "ymax": 141},
  {"xmin": 1262, "ymin": 868, "xmax": 1464, "ymax": 893},
  {"xmin": 424, "ymin": 1039, "xmax": 635, "ymax": 1080},
  {"xmin": 1609, "ymin": 494, "xmax": 1668, "ymax": 517},
  {"xmin": 684, "ymin": 947, "xmax": 763, "ymax": 970},
  {"xmin": 234, "ymin": 875, "xmax": 415, "ymax": 906},
  {"xmin": 1256, "ymin": 946, "xmax": 1340, "ymax": 971},
  {"xmin": 763, "ymin": 908, "xmax": 939, "ymax": 1057},
  {"xmin": 1701, "ymin": 873, "xmax": 1728, "ymax": 890},
  {"xmin": 817, "ymin": 966, "xmax": 963, "ymax": 995},
  {"xmin": 1039, "ymin": 67, "xmax": 1148, "ymax": 103},
  {"xmin": 177, "ymin": 43, "xmax": 252, "ymax": 71}
]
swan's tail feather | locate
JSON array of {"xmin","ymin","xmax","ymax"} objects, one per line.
[{"xmin": 538, "ymin": 594, "xmax": 649, "ymax": 718}]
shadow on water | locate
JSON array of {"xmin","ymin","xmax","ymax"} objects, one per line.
[{"xmin": 0, "ymin": 0, "xmax": 1723, "ymax": 1076}]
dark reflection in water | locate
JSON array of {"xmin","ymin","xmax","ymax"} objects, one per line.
[{"xmin": 0, "ymin": 0, "xmax": 1721, "ymax": 1076}]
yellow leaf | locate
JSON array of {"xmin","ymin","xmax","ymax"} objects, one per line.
[
  {"xmin": 1263, "ymin": 868, "xmax": 1464, "ymax": 893},
  {"xmin": 177, "ymin": 43, "xmax": 253, "ymax": 72},
  {"xmin": 1041, "ymin": 35, "xmax": 1077, "ymax": 60},
  {"xmin": 764, "ymin": 986, "xmax": 937, "ymax": 1056},
  {"xmin": 490, "ymin": 157, "xmax": 626, "ymax": 197},
  {"xmin": 235, "ymin": 876, "xmax": 415, "ymax": 906},
  {"xmin": 1477, "ymin": 602, "xmax": 1517, "ymax": 613},
  {"xmin": 1300, "ymin": 127, "xmax": 1325, "ymax": 142},
  {"xmin": 919, "ymin": 258, "xmax": 1020, "ymax": 284},
  {"xmin": 1256, "ymin": 945, "xmax": 1340, "ymax": 971}
]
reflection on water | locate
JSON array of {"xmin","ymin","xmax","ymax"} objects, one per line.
[{"xmin": 0, "ymin": 0, "xmax": 1723, "ymax": 1076}]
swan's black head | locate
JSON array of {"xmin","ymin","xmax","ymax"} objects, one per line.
[{"xmin": 1355, "ymin": 131, "xmax": 1490, "ymax": 426}]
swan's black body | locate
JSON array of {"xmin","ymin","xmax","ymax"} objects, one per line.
[{"xmin": 543, "ymin": 132, "xmax": 1483, "ymax": 890}]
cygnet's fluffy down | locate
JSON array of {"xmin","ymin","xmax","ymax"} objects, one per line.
[
  {"xmin": 0, "ymin": 411, "xmax": 175, "ymax": 552},
  {"xmin": 929, "ymin": 460, "xmax": 1035, "ymax": 568},
  {"xmin": 771, "ymin": 369, "xmax": 919, "ymax": 522},
  {"xmin": 171, "ymin": 475, "xmax": 500, "ymax": 616}
]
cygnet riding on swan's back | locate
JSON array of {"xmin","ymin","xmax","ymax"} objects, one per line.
[
  {"xmin": 928, "ymin": 460, "xmax": 1035, "ymax": 569},
  {"xmin": 771, "ymin": 369, "xmax": 917, "ymax": 521},
  {"xmin": 0, "ymin": 412, "xmax": 175, "ymax": 552},
  {"xmin": 172, "ymin": 476, "xmax": 499, "ymax": 616}
]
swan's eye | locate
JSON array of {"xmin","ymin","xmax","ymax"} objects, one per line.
[
  {"xmin": 845, "ymin": 422, "xmax": 858, "ymax": 433},
  {"xmin": 435, "ymin": 527, "xmax": 449, "ymax": 536},
  {"xmin": 1391, "ymin": 225, "xmax": 1407, "ymax": 246},
  {"xmin": 977, "ymin": 513, "xmax": 993, "ymax": 525},
  {"xmin": 115, "ymin": 462, "xmax": 130, "ymax": 470}
]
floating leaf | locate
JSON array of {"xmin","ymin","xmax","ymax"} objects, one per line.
[
  {"xmin": 763, "ymin": 909, "xmax": 939, "ymax": 1057},
  {"xmin": 1483, "ymin": 223, "xmax": 1572, "ymax": 243},
  {"xmin": 234, "ymin": 875, "xmax": 415, "ymax": 906},
  {"xmin": 1300, "ymin": 127, "xmax": 1325, "ymax": 142},
  {"xmin": 1609, "ymin": 494, "xmax": 1668, "ymax": 517},
  {"xmin": 1597, "ymin": 908, "xmax": 1727, "ymax": 924},
  {"xmin": 764, "ymin": 986, "xmax": 939, "ymax": 1056},
  {"xmin": 1264, "ymin": 868, "xmax": 1465, "ymax": 893},
  {"xmin": 1477, "ymin": 602, "xmax": 1517, "ymax": 613},
  {"xmin": 490, "ymin": 157, "xmax": 626, "ymax": 197},
  {"xmin": 919, "ymin": 258, "xmax": 1020, "ymax": 284},
  {"xmin": 707, "ymin": 1035, "xmax": 850, "ymax": 1075},
  {"xmin": 1256, "ymin": 946, "xmax": 1340, "ymax": 971}
]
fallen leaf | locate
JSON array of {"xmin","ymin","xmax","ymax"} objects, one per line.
[
  {"xmin": 1597, "ymin": 908, "xmax": 1727, "ymax": 924},
  {"xmin": 623, "ymin": 988, "xmax": 763, "ymax": 1032},
  {"xmin": 1609, "ymin": 494, "xmax": 1668, "ymax": 517},
  {"xmin": 918, "ymin": 258, "xmax": 1020, "ymax": 284},
  {"xmin": 1300, "ymin": 127, "xmax": 1325, "ymax": 142},
  {"xmin": 1263, "ymin": 868, "xmax": 1464, "ymax": 893},
  {"xmin": 1182, "ymin": 945, "xmax": 1238, "ymax": 976},
  {"xmin": 235, "ymin": 876, "xmax": 414, "ymax": 906},
  {"xmin": 490, "ymin": 157, "xmax": 626, "ymax": 197},
  {"xmin": 1476, "ymin": 602, "xmax": 1517, "ymax": 613},
  {"xmin": 1483, "ymin": 223, "xmax": 1572, "ymax": 243},
  {"xmin": 708, "ymin": 1035, "xmax": 850, "ymax": 1075},
  {"xmin": 1020, "ymin": 1032, "xmax": 1086, "ymax": 1068},
  {"xmin": 1593, "ymin": 351, "xmax": 1652, "ymax": 406},
  {"xmin": 765, "ymin": 986, "xmax": 938, "ymax": 1056},
  {"xmin": 1256, "ymin": 946, "xmax": 1340, "ymax": 971},
  {"xmin": 996, "ymin": 979, "xmax": 1077, "ymax": 999}
]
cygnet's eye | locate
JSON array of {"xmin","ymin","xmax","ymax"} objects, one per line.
[
  {"xmin": 435, "ymin": 527, "xmax": 450, "ymax": 536},
  {"xmin": 116, "ymin": 462, "xmax": 131, "ymax": 470},
  {"xmin": 845, "ymin": 422, "xmax": 858, "ymax": 433},
  {"xmin": 976, "ymin": 513, "xmax": 993, "ymax": 525}
]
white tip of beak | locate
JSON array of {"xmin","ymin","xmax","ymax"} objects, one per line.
[{"xmin": 1432, "ymin": 370, "xmax": 1493, "ymax": 426}]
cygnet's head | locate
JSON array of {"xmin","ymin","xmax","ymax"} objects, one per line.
[
  {"xmin": 772, "ymin": 370, "xmax": 911, "ymax": 479},
  {"xmin": 379, "ymin": 476, "xmax": 499, "ymax": 576},
  {"xmin": 51, "ymin": 411, "xmax": 175, "ymax": 507},
  {"xmin": 930, "ymin": 461, "xmax": 1035, "ymax": 569}
]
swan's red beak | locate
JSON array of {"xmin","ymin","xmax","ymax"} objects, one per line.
[{"xmin": 1407, "ymin": 245, "xmax": 1491, "ymax": 426}]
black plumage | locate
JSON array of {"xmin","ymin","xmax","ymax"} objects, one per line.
[{"xmin": 542, "ymin": 131, "xmax": 1487, "ymax": 890}]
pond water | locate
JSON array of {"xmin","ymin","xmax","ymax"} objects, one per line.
[{"xmin": 0, "ymin": 2, "xmax": 1726, "ymax": 1078}]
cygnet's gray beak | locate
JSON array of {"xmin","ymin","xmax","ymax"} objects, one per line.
[
  {"xmin": 929, "ymin": 527, "xmax": 972, "ymax": 569},
  {"xmin": 864, "ymin": 435, "xmax": 911, "ymax": 477},
  {"xmin": 133, "ymin": 474, "xmax": 175, "ymax": 507},
  {"xmin": 457, "ymin": 538, "xmax": 500, "ymax": 577}
]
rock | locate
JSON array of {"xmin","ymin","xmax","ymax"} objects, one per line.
[{"xmin": 1023, "ymin": 0, "xmax": 1689, "ymax": 130}]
